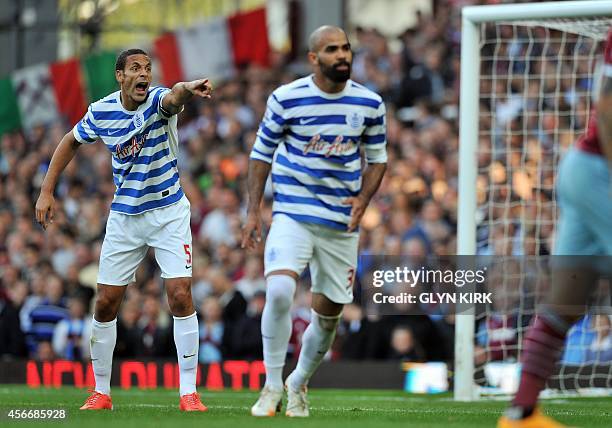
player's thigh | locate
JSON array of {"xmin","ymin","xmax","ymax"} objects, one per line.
[
  {"xmin": 264, "ymin": 214, "xmax": 313, "ymax": 277},
  {"xmin": 310, "ymin": 227, "xmax": 359, "ymax": 305},
  {"xmin": 554, "ymin": 200, "xmax": 601, "ymax": 255},
  {"xmin": 147, "ymin": 196, "xmax": 193, "ymax": 279},
  {"xmin": 577, "ymin": 153, "xmax": 612, "ymax": 255},
  {"xmin": 97, "ymin": 211, "xmax": 148, "ymax": 286},
  {"xmin": 555, "ymin": 149, "xmax": 609, "ymax": 255}
]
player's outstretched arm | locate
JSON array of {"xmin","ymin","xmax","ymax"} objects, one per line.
[
  {"xmin": 161, "ymin": 79, "xmax": 213, "ymax": 116},
  {"xmin": 241, "ymin": 159, "xmax": 271, "ymax": 249},
  {"xmin": 35, "ymin": 131, "xmax": 82, "ymax": 230},
  {"xmin": 597, "ymin": 75, "xmax": 612, "ymax": 164},
  {"xmin": 344, "ymin": 162, "xmax": 387, "ymax": 232}
]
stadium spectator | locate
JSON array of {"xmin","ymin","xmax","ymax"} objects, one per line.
[
  {"xmin": 0, "ymin": 290, "xmax": 27, "ymax": 358},
  {"xmin": 235, "ymin": 256, "xmax": 265, "ymax": 300},
  {"xmin": 52, "ymin": 296, "xmax": 91, "ymax": 360},
  {"xmin": 388, "ymin": 326, "xmax": 426, "ymax": 361},
  {"xmin": 336, "ymin": 303, "xmax": 388, "ymax": 360},
  {"xmin": 0, "ymin": 0, "xmax": 603, "ymax": 375},
  {"xmin": 586, "ymin": 315, "xmax": 612, "ymax": 363},
  {"xmin": 137, "ymin": 294, "xmax": 173, "ymax": 358},
  {"xmin": 198, "ymin": 296, "xmax": 225, "ymax": 363},
  {"xmin": 208, "ymin": 267, "xmax": 247, "ymax": 358},
  {"xmin": 35, "ymin": 340, "xmax": 55, "ymax": 362},
  {"xmin": 230, "ymin": 290, "xmax": 265, "ymax": 360},
  {"xmin": 25, "ymin": 274, "xmax": 68, "ymax": 355},
  {"xmin": 115, "ymin": 300, "xmax": 141, "ymax": 358}
]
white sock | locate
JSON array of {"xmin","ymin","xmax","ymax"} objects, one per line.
[
  {"xmin": 173, "ymin": 312, "xmax": 199, "ymax": 396},
  {"xmin": 90, "ymin": 317, "xmax": 117, "ymax": 396},
  {"xmin": 289, "ymin": 310, "xmax": 340, "ymax": 390},
  {"xmin": 262, "ymin": 274, "xmax": 296, "ymax": 389}
]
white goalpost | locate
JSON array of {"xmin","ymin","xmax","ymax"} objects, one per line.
[{"xmin": 456, "ymin": 0, "xmax": 612, "ymax": 401}]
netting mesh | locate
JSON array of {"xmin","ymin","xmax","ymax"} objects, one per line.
[{"xmin": 473, "ymin": 19, "xmax": 612, "ymax": 395}]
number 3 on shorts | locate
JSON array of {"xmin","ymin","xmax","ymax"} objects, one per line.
[
  {"xmin": 183, "ymin": 244, "xmax": 192, "ymax": 265},
  {"xmin": 347, "ymin": 267, "xmax": 355, "ymax": 289}
]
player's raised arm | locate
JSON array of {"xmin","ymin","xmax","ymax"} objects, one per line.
[
  {"xmin": 161, "ymin": 79, "xmax": 213, "ymax": 116},
  {"xmin": 35, "ymin": 131, "xmax": 81, "ymax": 230}
]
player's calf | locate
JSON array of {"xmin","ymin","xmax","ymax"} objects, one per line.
[{"xmin": 506, "ymin": 307, "xmax": 571, "ymax": 417}]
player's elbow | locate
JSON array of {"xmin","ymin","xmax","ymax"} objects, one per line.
[
  {"xmin": 367, "ymin": 161, "xmax": 387, "ymax": 171},
  {"xmin": 61, "ymin": 131, "xmax": 81, "ymax": 152}
]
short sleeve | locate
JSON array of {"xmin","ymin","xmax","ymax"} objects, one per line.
[
  {"xmin": 363, "ymin": 101, "xmax": 387, "ymax": 164},
  {"xmin": 72, "ymin": 106, "xmax": 99, "ymax": 144},
  {"xmin": 250, "ymin": 93, "xmax": 286, "ymax": 164}
]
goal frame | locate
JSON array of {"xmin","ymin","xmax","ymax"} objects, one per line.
[{"xmin": 456, "ymin": 0, "xmax": 612, "ymax": 402}]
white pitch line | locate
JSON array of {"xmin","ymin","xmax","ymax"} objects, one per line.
[{"xmin": 121, "ymin": 403, "xmax": 502, "ymax": 415}]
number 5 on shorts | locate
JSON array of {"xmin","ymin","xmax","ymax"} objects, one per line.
[
  {"xmin": 183, "ymin": 244, "xmax": 192, "ymax": 265},
  {"xmin": 347, "ymin": 267, "xmax": 355, "ymax": 289}
]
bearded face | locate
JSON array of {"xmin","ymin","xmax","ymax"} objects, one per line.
[{"xmin": 319, "ymin": 56, "xmax": 352, "ymax": 83}]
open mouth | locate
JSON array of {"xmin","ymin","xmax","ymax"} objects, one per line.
[{"xmin": 135, "ymin": 82, "xmax": 149, "ymax": 95}]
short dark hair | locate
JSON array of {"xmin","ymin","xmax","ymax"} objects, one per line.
[{"xmin": 115, "ymin": 48, "xmax": 149, "ymax": 71}]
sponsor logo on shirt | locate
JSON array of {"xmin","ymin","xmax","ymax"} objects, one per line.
[
  {"xmin": 303, "ymin": 134, "xmax": 357, "ymax": 157},
  {"xmin": 115, "ymin": 133, "xmax": 148, "ymax": 160}
]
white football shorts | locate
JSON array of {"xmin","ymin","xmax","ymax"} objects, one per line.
[
  {"xmin": 264, "ymin": 213, "xmax": 359, "ymax": 304},
  {"xmin": 97, "ymin": 195, "xmax": 193, "ymax": 285}
]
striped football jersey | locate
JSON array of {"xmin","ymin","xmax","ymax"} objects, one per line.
[
  {"xmin": 73, "ymin": 86, "xmax": 183, "ymax": 215},
  {"xmin": 250, "ymin": 75, "xmax": 387, "ymax": 230}
]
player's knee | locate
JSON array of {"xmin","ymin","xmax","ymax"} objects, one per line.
[
  {"xmin": 167, "ymin": 285, "xmax": 193, "ymax": 314},
  {"xmin": 266, "ymin": 274, "xmax": 296, "ymax": 312},
  {"xmin": 94, "ymin": 295, "xmax": 120, "ymax": 321},
  {"xmin": 312, "ymin": 310, "xmax": 341, "ymax": 332}
]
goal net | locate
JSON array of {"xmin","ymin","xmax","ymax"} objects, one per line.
[{"xmin": 456, "ymin": 1, "xmax": 612, "ymax": 400}]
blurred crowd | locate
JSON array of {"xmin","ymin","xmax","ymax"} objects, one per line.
[{"xmin": 0, "ymin": 0, "xmax": 610, "ymax": 366}]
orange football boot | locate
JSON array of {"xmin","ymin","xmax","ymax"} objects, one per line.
[
  {"xmin": 497, "ymin": 408, "xmax": 572, "ymax": 428},
  {"xmin": 80, "ymin": 390, "xmax": 113, "ymax": 410},
  {"xmin": 179, "ymin": 392, "xmax": 208, "ymax": 412}
]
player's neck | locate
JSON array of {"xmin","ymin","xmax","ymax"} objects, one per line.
[
  {"xmin": 312, "ymin": 74, "xmax": 347, "ymax": 94},
  {"xmin": 120, "ymin": 90, "xmax": 140, "ymax": 111}
]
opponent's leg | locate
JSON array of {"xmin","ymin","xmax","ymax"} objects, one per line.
[
  {"xmin": 499, "ymin": 148, "xmax": 607, "ymax": 427},
  {"xmin": 500, "ymin": 269, "xmax": 597, "ymax": 427}
]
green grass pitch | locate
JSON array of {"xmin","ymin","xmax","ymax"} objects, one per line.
[{"xmin": 0, "ymin": 385, "xmax": 610, "ymax": 427}]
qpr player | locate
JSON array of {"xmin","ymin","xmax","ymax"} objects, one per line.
[
  {"xmin": 35, "ymin": 49, "xmax": 212, "ymax": 412},
  {"xmin": 242, "ymin": 26, "xmax": 387, "ymax": 417}
]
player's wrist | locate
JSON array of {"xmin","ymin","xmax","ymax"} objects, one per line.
[
  {"xmin": 356, "ymin": 194, "xmax": 370, "ymax": 205},
  {"xmin": 39, "ymin": 185, "xmax": 54, "ymax": 196},
  {"xmin": 246, "ymin": 207, "xmax": 261, "ymax": 218}
]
